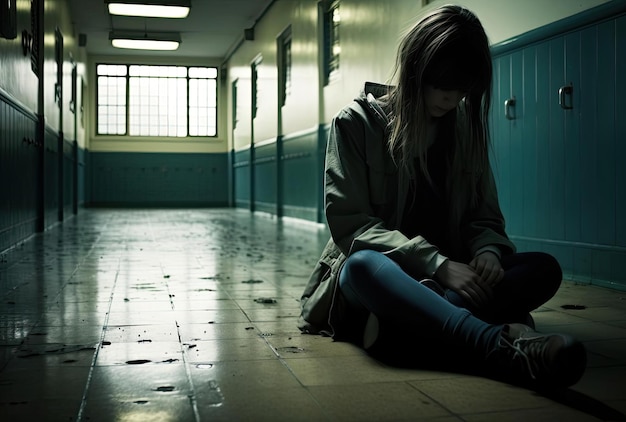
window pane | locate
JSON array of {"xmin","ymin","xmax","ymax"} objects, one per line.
[
  {"xmin": 97, "ymin": 64, "xmax": 127, "ymax": 76},
  {"xmin": 207, "ymin": 80, "xmax": 216, "ymax": 106},
  {"xmin": 129, "ymin": 69, "xmax": 188, "ymax": 137},
  {"xmin": 189, "ymin": 68, "xmax": 217, "ymax": 137},
  {"xmin": 189, "ymin": 67, "xmax": 217, "ymax": 78},
  {"xmin": 323, "ymin": 2, "xmax": 340, "ymax": 84},
  {"xmin": 96, "ymin": 70, "xmax": 126, "ymax": 134}
]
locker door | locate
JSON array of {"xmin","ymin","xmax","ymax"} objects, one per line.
[
  {"xmin": 491, "ymin": 49, "xmax": 526, "ymax": 239},
  {"xmin": 491, "ymin": 54, "xmax": 511, "ymax": 221},
  {"xmin": 563, "ymin": 31, "xmax": 582, "ymax": 243},
  {"xmin": 547, "ymin": 36, "xmax": 567, "ymax": 241},
  {"xmin": 617, "ymin": 16, "xmax": 626, "ymax": 248}
]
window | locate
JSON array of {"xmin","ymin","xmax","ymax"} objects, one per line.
[
  {"xmin": 251, "ymin": 56, "xmax": 262, "ymax": 119},
  {"xmin": 54, "ymin": 27, "xmax": 63, "ymax": 105},
  {"xmin": 323, "ymin": 1, "xmax": 340, "ymax": 84},
  {"xmin": 231, "ymin": 79, "xmax": 238, "ymax": 130},
  {"xmin": 70, "ymin": 62, "xmax": 77, "ymax": 114},
  {"xmin": 29, "ymin": 0, "xmax": 41, "ymax": 76},
  {"xmin": 278, "ymin": 26, "xmax": 292, "ymax": 107},
  {"xmin": 96, "ymin": 64, "xmax": 218, "ymax": 137}
]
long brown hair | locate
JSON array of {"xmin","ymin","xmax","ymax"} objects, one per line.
[{"xmin": 384, "ymin": 4, "xmax": 493, "ymax": 232}]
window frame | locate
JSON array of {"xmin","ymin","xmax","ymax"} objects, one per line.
[
  {"xmin": 278, "ymin": 25, "xmax": 292, "ymax": 107},
  {"xmin": 323, "ymin": 0, "xmax": 340, "ymax": 85},
  {"xmin": 95, "ymin": 63, "xmax": 219, "ymax": 138}
]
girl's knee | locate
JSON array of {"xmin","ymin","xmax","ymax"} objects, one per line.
[
  {"xmin": 344, "ymin": 250, "xmax": 383, "ymax": 277},
  {"xmin": 536, "ymin": 252, "xmax": 562, "ymax": 280},
  {"xmin": 529, "ymin": 252, "xmax": 563, "ymax": 295}
]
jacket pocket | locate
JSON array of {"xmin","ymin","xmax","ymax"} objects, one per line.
[{"xmin": 298, "ymin": 247, "xmax": 344, "ymax": 335}]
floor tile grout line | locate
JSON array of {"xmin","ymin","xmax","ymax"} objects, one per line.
[
  {"xmin": 1, "ymin": 215, "xmax": 111, "ymax": 372},
  {"xmin": 167, "ymin": 281, "xmax": 202, "ymax": 422},
  {"xmin": 2, "ymin": 208, "xmax": 626, "ymax": 419},
  {"xmin": 216, "ymin": 281, "xmax": 338, "ymax": 418},
  {"xmin": 1, "ymin": 219, "xmax": 105, "ymax": 370},
  {"xmin": 214, "ymin": 243, "xmax": 335, "ymax": 418},
  {"xmin": 188, "ymin": 249, "xmax": 327, "ymax": 415},
  {"xmin": 152, "ymin": 215, "xmax": 203, "ymax": 422},
  {"xmin": 75, "ymin": 235, "xmax": 121, "ymax": 422},
  {"xmin": 75, "ymin": 268, "xmax": 118, "ymax": 421},
  {"xmin": 175, "ymin": 319, "xmax": 203, "ymax": 422}
]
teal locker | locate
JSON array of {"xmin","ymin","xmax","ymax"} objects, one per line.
[{"xmin": 490, "ymin": 1, "xmax": 626, "ymax": 289}]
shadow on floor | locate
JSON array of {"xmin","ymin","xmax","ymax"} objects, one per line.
[{"xmin": 362, "ymin": 331, "xmax": 626, "ymax": 422}]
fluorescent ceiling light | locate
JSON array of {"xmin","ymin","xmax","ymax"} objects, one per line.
[
  {"xmin": 109, "ymin": 31, "xmax": 181, "ymax": 50},
  {"xmin": 107, "ymin": 0, "xmax": 191, "ymax": 19}
]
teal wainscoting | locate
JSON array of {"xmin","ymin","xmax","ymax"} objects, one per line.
[
  {"xmin": 77, "ymin": 146, "xmax": 87, "ymax": 206},
  {"xmin": 88, "ymin": 152, "xmax": 229, "ymax": 206},
  {"xmin": 43, "ymin": 127, "xmax": 60, "ymax": 227},
  {"xmin": 254, "ymin": 140, "xmax": 278, "ymax": 215},
  {"xmin": 233, "ymin": 148, "xmax": 252, "ymax": 210},
  {"xmin": 281, "ymin": 127, "xmax": 325, "ymax": 222},
  {"xmin": 61, "ymin": 136, "xmax": 76, "ymax": 219},
  {"xmin": 490, "ymin": 0, "xmax": 626, "ymax": 290},
  {"xmin": 233, "ymin": 126, "xmax": 327, "ymax": 223},
  {"xmin": 318, "ymin": 124, "xmax": 330, "ymax": 223}
]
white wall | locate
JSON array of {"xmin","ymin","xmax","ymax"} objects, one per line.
[
  {"xmin": 0, "ymin": 0, "xmax": 38, "ymax": 112},
  {"xmin": 0, "ymin": 0, "xmax": 87, "ymax": 147},
  {"xmin": 228, "ymin": 0, "xmax": 320, "ymax": 152},
  {"xmin": 423, "ymin": 0, "xmax": 612, "ymax": 45},
  {"xmin": 321, "ymin": 0, "xmax": 612, "ymax": 124},
  {"xmin": 5, "ymin": 0, "xmax": 607, "ymax": 154}
]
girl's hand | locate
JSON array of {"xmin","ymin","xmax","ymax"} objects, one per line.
[
  {"xmin": 434, "ymin": 260, "xmax": 492, "ymax": 309},
  {"xmin": 469, "ymin": 251, "xmax": 504, "ymax": 287}
]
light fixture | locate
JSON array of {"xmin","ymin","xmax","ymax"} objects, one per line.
[
  {"xmin": 106, "ymin": 0, "xmax": 191, "ymax": 19},
  {"xmin": 109, "ymin": 31, "xmax": 181, "ymax": 50}
]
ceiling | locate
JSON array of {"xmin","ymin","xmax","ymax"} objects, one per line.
[{"xmin": 68, "ymin": 0, "xmax": 275, "ymax": 60}]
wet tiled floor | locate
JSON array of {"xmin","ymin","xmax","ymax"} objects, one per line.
[{"xmin": 1, "ymin": 209, "xmax": 625, "ymax": 421}]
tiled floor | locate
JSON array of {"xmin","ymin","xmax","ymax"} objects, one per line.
[{"xmin": 1, "ymin": 209, "xmax": 625, "ymax": 421}]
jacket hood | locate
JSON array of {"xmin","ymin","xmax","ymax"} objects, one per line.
[{"xmin": 356, "ymin": 82, "xmax": 392, "ymax": 129}]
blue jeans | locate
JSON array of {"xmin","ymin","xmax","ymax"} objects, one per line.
[{"xmin": 337, "ymin": 250, "xmax": 561, "ymax": 358}]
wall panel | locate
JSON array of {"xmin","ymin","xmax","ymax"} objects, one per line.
[
  {"xmin": 89, "ymin": 152, "xmax": 229, "ymax": 206},
  {"xmin": 254, "ymin": 141, "xmax": 278, "ymax": 215},
  {"xmin": 43, "ymin": 127, "xmax": 59, "ymax": 227},
  {"xmin": 578, "ymin": 26, "xmax": 599, "ymax": 245},
  {"xmin": 0, "ymin": 94, "xmax": 39, "ymax": 252},
  {"xmin": 519, "ymin": 46, "xmax": 537, "ymax": 239},
  {"xmin": 547, "ymin": 37, "xmax": 566, "ymax": 241},
  {"xmin": 280, "ymin": 128, "xmax": 320, "ymax": 221},
  {"xmin": 563, "ymin": 31, "xmax": 582, "ymax": 243},
  {"xmin": 617, "ymin": 16, "xmax": 626, "ymax": 246},
  {"xmin": 595, "ymin": 21, "xmax": 617, "ymax": 246},
  {"xmin": 62, "ymin": 139, "xmax": 75, "ymax": 217}
]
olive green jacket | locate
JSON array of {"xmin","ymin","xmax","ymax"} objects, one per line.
[{"xmin": 298, "ymin": 82, "xmax": 515, "ymax": 337}]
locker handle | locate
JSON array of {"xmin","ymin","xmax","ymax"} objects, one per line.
[
  {"xmin": 504, "ymin": 97, "xmax": 516, "ymax": 120},
  {"xmin": 559, "ymin": 85, "xmax": 573, "ymax": 110}
]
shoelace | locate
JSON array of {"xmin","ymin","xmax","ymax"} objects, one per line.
[{"xmin": 500, "ymin": 334, "xmax": 547, "ymax": 380}]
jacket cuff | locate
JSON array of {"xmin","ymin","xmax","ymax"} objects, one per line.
[
  {"xmin": 427, "ymin": 253, "xmax": 449, "ymax": 277},
  {"xmin": 475, "ymin": 245, "xmax": 501, "ymax": 260}
]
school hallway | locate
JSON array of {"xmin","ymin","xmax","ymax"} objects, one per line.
[{"xmin": 0, "ymin": 208, "xmax": 624, "ymax": 421}]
